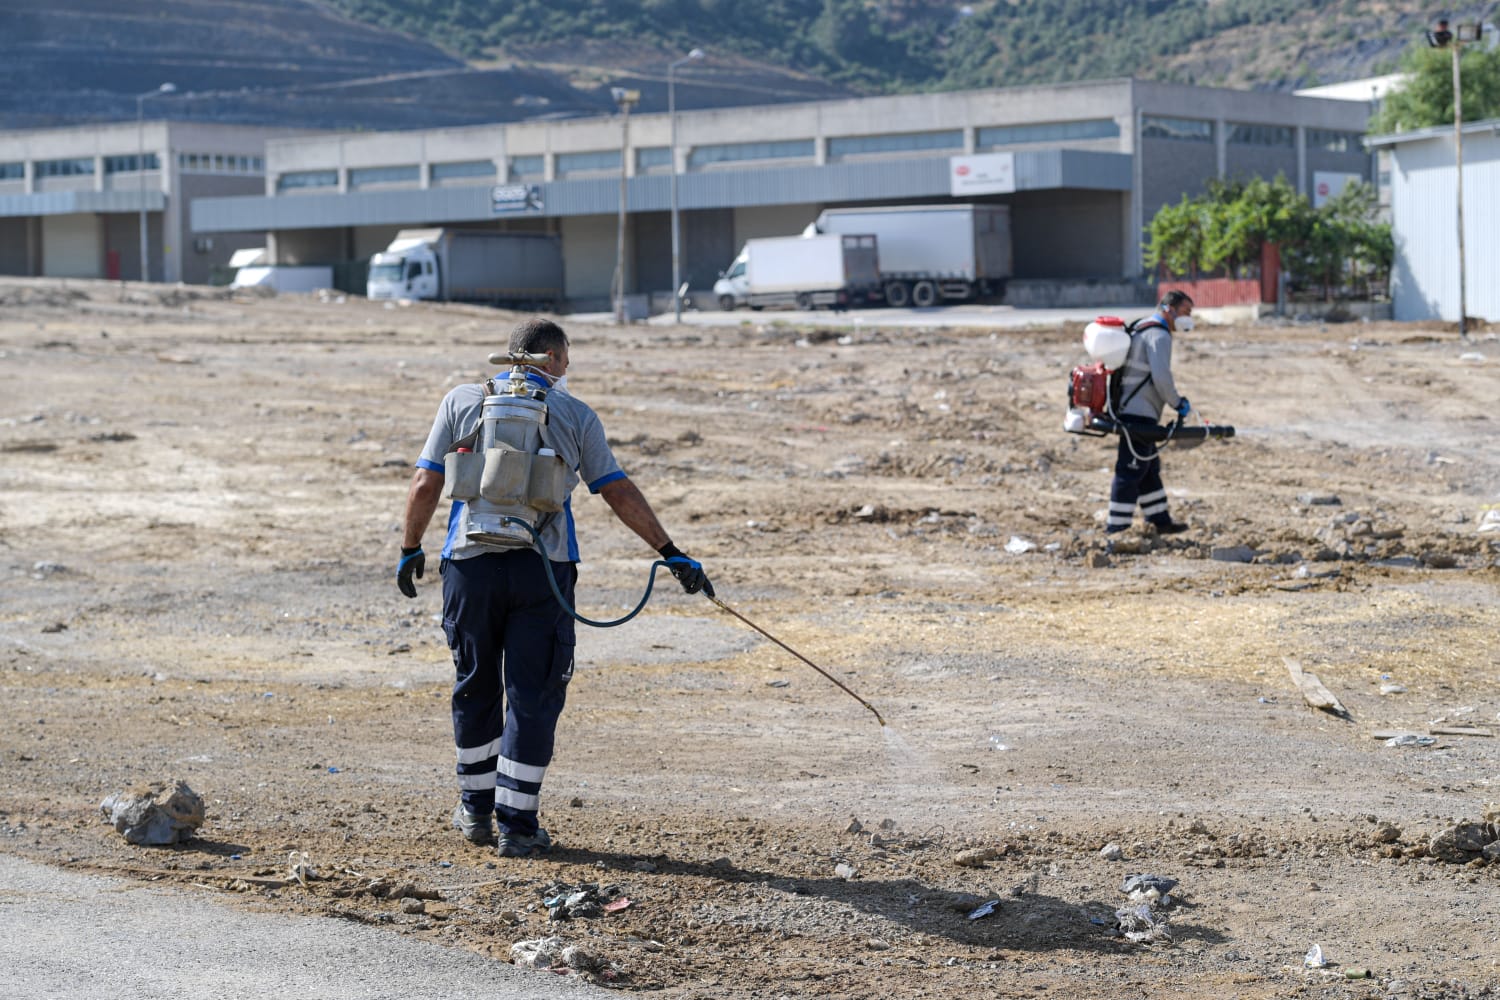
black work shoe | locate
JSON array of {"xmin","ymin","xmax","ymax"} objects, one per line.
[
  {"xmin": 452, "ymin": 804, "xmax": 495, "ymax": 845},
  {"xmin": 498, "ymin": 827, "xmax": 553, "ymax": 858},
  {"xmin": 1153, "ymin": 520, "xmax": 1189, "ymax": 535}
]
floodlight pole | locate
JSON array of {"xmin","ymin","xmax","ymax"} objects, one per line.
[
  {"xmin": 1451, "ymin": 37, "xmax": 1467, "ymax": 340},
  {"xmin": 136, "ymin": 82, "xmax": 176, "ymax": 283},
  {"xmin": 612, "ymin": 87, "xmax": 639, "ymax": 325},
  {"xmin": 669, "ymin": 49, "xmax": 704, "ymax": 324}
]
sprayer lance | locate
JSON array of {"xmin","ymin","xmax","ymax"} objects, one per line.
[{"xmin": 707, "ymin": 594, "xmax": 885, "ymax": 727}]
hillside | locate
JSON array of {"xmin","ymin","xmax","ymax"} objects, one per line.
[{"xmin": 0, "ymin": 0, "xmax": 1491, "ymax": 132}]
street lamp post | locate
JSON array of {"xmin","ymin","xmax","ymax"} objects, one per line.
[
  {"xmin": 1427, "ymin": 19, "xmax": 1483, "ymax": 339},
  {"xmin": 136, "ymin": 82, "xmax": 176, "ymax": 283},
  {"xmin": 669, "ymin": 48, "xmax": 705, "ymax": 324},
  {"xmin": 611, "ymin": 87, "xmax": 640, "ymax": 325}
]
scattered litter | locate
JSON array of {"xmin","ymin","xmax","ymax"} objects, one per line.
[
  {"xmin": 834, "ymin": 862, "xmax": 857, "ymax": 880},
  {"xmin": 289, "ymin": 851, "xmax": 315, "ymax": 887},
  {"xmin": 1429, "ymin": 726, "xmax": 1493, "ymax": 737},
  {"xmin": 542, "ymin": 881, "xmax": 626, "ymax": 921},
  {"xmin": 1379, "ymin": 683, "xmax": 1406, "ymax": 695},
  {"xmin": 99, "ymin": 779, "xmax": 205, "ymax": 846},
  {"xmin": 1121, "ymin": 873, "xmax": 1177, "ymax": 905},
  {"xmin": 1344, "ymin": 968, "xmax": 1373, "ymax": 980},
  {"xmin": 1459, "ymin": 352, "xmax": 1486, "ymax": 362},
  {"xmin": 988, "ymin": 735, "xmax": 1012, "ymax": 751},
  {"xmin": 1115, "ymin": 904, "xmax": 1171, "ymax": 944},
  {"xmin": 1004, "ymin": 536, "xmax": 1037, "ymax": 555},
  {"xmin": 766, "ymin": 679, "xmax": 790, "ymax": 688},
  {"xmin": 966, "ymin": 900, "xmax": 999, "ymax": 920},
  {"xmin": 1304, "ymin": 943, "xmax": 1329, "ymax": 969},
  {"xmin": 511, "ymin": 936, "xmax": 568, "ymax": 970},
  {"xmin": 1385, "ymin": 734, "xmax": 1436, "ymax": 748}
]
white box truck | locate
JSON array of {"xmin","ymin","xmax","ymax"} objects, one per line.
[
  {"xmin": 712, "ymin": 233, "xmax": 880, "ymax": 311},
  {"xmin": 366, "ymin": 228, "xmax": 563, "ymax": 308},
  {"xmin": 806, "ymin": 203, "xmax": 1012, "ymax": 307},
  {"xmin": 228, "ymin": 247, "xmax": 334, "ymax": 294}
]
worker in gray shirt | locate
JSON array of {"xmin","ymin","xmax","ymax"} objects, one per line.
[
  {"xmin": 397, "ymin": 317, "xmax": 712, "ymax": 858},
  {"xmin": 1106, "ymin": 290, "xmax": 1194, "ymax": 535}
]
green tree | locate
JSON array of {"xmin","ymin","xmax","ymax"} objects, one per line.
[
  {"xmin": 1371, "ymin": 41, "xmax": 1500, "ymax": 133},
  {"xmin": 1143, "ymin": 194, "xmax": 1207, "ymax": 278}
]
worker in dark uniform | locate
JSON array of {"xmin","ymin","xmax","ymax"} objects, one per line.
[
  {"xmin": 1106, "ymin": 290, "xmax": 1194, "ymax": 536},
  {"xmin": 397, "ymin": 317, "xmax": 711, "ymax": 858}
]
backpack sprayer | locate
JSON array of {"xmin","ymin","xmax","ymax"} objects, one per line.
[
  {"xmin": 457, "ymin": 353, "xmax": 887, "ymax": 726},
  {"xmin": 1064, "ymin": 316, "xmax": 1236, "ymax": 446}
]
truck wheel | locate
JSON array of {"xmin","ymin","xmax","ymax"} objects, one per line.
[
  {"xmin": 795, "ymin": 292, "xmax": 813, "ymax": 310},
  {"xmin": 911, "ymin": 281, "xmax": 938, "ymax": 308},
  {"xmin": 884, "ymin": 281, "xmax": 910, "ymax": 308},
  {"xmin": 718, "ymin": 294, "xmax": 736, "ymax": 312}
]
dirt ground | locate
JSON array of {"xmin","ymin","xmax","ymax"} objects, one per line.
[{"xmin": 2, "ymin": 276, "xmax": 1498, "ymax": 999}]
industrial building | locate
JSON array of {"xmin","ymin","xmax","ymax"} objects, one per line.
[
  {"xmin": 0, "ymin": 122, "xmax": 310, "ymax": 284},
  {"xmin": 1366, "ymin": 119, "xmax": 1500, "ymax": 323},
  {"xmin": 190, "ymin": 78, "xmax": 1373, "ymax": 310}
]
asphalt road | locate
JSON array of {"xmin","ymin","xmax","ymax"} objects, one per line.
[{"xmin": 0, "ymin": 853, "xmax": 608, "ymax": 1000}]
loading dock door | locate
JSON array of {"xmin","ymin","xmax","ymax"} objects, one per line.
[{"xmin": 42, "ymin": 214, "xmax": 103, "ymax": 279}]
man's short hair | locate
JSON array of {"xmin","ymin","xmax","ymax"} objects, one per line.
[
  {"xmin": 509, "ymin": 317, "xmax": 569, "ymax": 356},
  {"xmin": 1159, "ymin": 290, "xmax": 1194, "ymax": 312}
]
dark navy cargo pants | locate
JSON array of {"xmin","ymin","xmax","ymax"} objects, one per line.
[
  {"xmin": 1108, "ymin": 418, "xmax": 1172, "ymax": 533},
  {"xmin": 441, "ymin": 550, "xmax": 576, "ymax": 838}
]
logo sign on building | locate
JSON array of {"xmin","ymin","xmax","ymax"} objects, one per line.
[
  {"xmin": 1312, "ymin": 171, "xmax": 1360, "ymax": 208},
  {"xmin": 491, "ymin": 184, "xmax": 544, "ymax": 214},
  {"xmin": 950, "ymin": 152, "xmax": 1015, "ymax": 197}
]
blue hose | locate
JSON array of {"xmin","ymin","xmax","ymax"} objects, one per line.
[{"xmin": 499, "ymin": 516, "xmax": 673, "ymax": 628}]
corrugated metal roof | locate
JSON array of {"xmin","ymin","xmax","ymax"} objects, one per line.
[
  {"xmin": 191, "ymin": 150, "xmax": 1132, "ymax": 233},
  {"xmin": 0, "ymin": 189, "xmax": 164, "ymax": 218}
]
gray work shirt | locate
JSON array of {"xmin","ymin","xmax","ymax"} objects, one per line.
[
  {"xmin": 1116, "ymin": 316, "xmax": 1182, "ymax": 421},
  {"xmin": 416, "ymin": 375, "xmax": 625, "ymax": 562}
]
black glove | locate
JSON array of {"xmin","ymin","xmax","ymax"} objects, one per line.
[
  {"xmin": 658, "ymin": 542, "xmax": 714, "ymax": 598},
  {"xmin": 397, "ymin": 546, "xmax": 425, "ymax": 599}
]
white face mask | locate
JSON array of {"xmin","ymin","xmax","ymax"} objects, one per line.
[{"xmin": 1174, "ymin": 315, "xmax": 1195, "ymax": 333}]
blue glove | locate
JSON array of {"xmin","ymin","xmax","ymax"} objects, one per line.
[
  {"xmin": 397, "ymin": 546, "xmax": 425, "ymax": 598},
  {"xmin": 1175, "ymin": 397, "xmax": 1191, "ymax": 418},
  {"xmin": 658, "ymin": 543, "xmax": 714, "ymax": 597}
]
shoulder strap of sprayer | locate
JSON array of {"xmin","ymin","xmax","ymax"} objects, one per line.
[{"xmin": 1116, "ymin": 317, "xmax": 1168, "ymax": 410}]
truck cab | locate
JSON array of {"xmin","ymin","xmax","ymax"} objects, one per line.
[
  {"xmin": 367, "ymin": 242, "xmax": 439, "ymax": 301},
  {"xmin": 712, "ymin": 252, "xmax": 751, "ymax": 310}
]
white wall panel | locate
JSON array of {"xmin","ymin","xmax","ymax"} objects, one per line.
[{"xmin": 41, "ymin": 213, "xmax": 100, "ymax": 277}]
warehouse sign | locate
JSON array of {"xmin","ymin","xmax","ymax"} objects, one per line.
[
  {"xmin": 1312, "ymin": 171, "xmax": 1359, "ymax": 208},
  {"xmin": 491, "ymin": 184, "xmax": 544, "ymax": 214},
  {"xmin": 950, "ymin": 153, "xmax": 1015, "ymax": 196}
]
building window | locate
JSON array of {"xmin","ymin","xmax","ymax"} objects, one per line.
[
  {"xmin": 689, "ymin": 139, "xmax": 815, "ymax": 169},
  {"xmin": 555, "ymin": 149, "xmax": 622, "ymax": 177},
  {"xmin": 1308, "ymin": 129, "xmax": 1362, "ymax": 154},
  {"xmin": 1141, "ymin": 116, "xmax": 1214, "ymax": 142},
  {"xmin": 36, "ymin": 157, "xmax": 95, "ymax": 177},
  {"xmin": 276, "ymin": 169, "xmax": 338, "ymax": 192},
  {"xmin": 431, "ymin": 160, "xmax": 496, "ymax": 182},
  {"xmin": 348, "ymin": 164, "xmax": 420, "ymax": 188},
  {"xmin": 636, "ymin": 146, "xmax": 672, "ymax": 172},
  {"xmin": 0, "ymin": 162, "xmax": 22, "ymax": 180},
  {"xmin": 509, "ymin": 155, "xmax": 545, "ymax": 181},
  {"xmin": 1228, "ymin": 123, "xmax": 1294, "ymax": 147},
  {"xmin": 827, "ymin": 130, "xmax": 964, "ymax": 159},
  {"xmin": 977, "ymin": 119, "xmax": 1120, "ymax": 147},
  {"xmin": 178, "ymin": 152, "xmax": 264, "ymax": 174},
  {"xmin": 103, "ymin": 154, "xmax": 160, "ymax": 174}
]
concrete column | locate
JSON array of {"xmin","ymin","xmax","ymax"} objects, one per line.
[
  {"xmin": 1215, "ymin": 118, "xmax": 1227, "ymax": 178},
  {"xmin": 1128, "ymin": 107, "xmax": 1144, "ymax": 277},
  {"xmin": 963, "ymin": 126, "xmax": 976, "ymax": 154},
  {"xmin": 94, "ymin": 155, "xmax": 105, "ymax": 192},
  {"xmin": 24, "ymin": 159, "xmax": 34, "ymax": 195},
  {"xmin": 1294, "ymin": 126, "xmax": 1307, "ymax": 196},
  {"xmin": 814, "ymin": 136, "xmax": 827, "ymax": 166}
]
